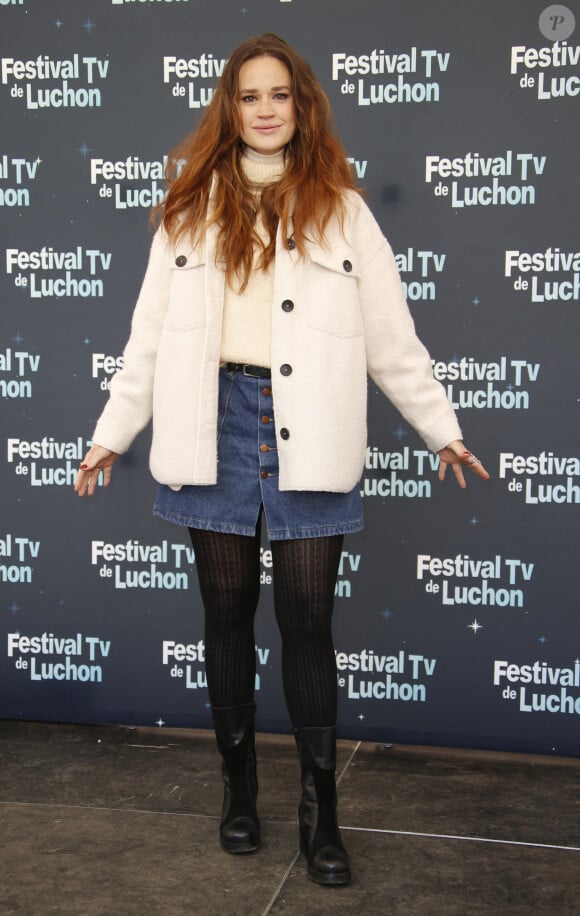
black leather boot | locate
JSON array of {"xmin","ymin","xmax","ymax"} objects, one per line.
[
  {"xmin": 212, "ymin": 703, "xmax": 260, "ymax": 854},
  {"xmin": 294, "ymin": 726, "xmax": 351, "ymax": 885}
]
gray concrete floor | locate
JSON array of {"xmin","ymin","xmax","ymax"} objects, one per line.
[{"xmin": 0, "ymin": 721, "xmax": 579, "ymax": 915}]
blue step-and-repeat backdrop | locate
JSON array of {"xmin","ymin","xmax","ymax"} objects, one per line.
[{"xmin": 1, "ymin": 0, "xmax": 579, "ymax": 756}]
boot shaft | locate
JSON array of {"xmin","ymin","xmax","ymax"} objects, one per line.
[
  {"xmin": 211, "ymin": 703, "xmax": 260, "ymax": 854},
  {"xmin": 212, "ymin": 702, "xmax": 256, "ymax": 752},
  {"xmin": 294, "ymin": 725, "xmax": 350, "ymax": 885}
]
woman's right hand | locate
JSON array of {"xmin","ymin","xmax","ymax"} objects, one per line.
[{"xmin": 74, "ymin": 444, "xmax": 118, "ymax": 497}]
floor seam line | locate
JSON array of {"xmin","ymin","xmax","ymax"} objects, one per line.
[
  {"xmin": 260, "ymin": 850, "xmax": 301, "ymax": 916},
  {"xmin": 260, "ymin": 742, "xmax": 361, "ymax": 913},
  {"xmin": 342, "ymin": 825, "xmax": 580, "ymax": 852},
  {"xmin": 0, "ymin": 799, "xmax": 222, "ymax": 820},
  {"xmin": 337, "ymin": 739, "xmax": 361, "ymax": 785},
  {"xmin": 5, "ymin": 800, "xmax": 577, "ymax": 853}
]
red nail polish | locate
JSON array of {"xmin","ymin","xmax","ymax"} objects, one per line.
[{"xmin": 80, "ymin": 464, "xmax": 88, "ymax": 469}]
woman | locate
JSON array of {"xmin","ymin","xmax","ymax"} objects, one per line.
[{"xmin": 75, "ymin": 33, "xmax": 489, "ymax": 886}]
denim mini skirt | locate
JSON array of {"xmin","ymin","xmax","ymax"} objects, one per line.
[{"xmin": 153, "ymin": 365, "xmax": 364, "ymax": 541}]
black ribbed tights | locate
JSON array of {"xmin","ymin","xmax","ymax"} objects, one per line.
[{"xmin": 188, "ymin": 524, "xmax": 343, "ymax": 727}]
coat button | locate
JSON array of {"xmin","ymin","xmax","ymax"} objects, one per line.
[
  {"xmin": 281, "ymin": 299, "xmax": 294, "ymax": 312},
  {"xmin": 280, "ymin": 428, "xmax": 290, "ymax": 440},
  {"xmin": 280, "ymin": 364, "xmax": 292, "ymax": 376},
  {"xmin": 175, "ymin": 255, "xmax": 187, "ymax": 267},
  {"xmin": 262, "ymin": 387, "xmax": 272, "ymax": 397},
  {"xmin": 286, "ymin": 238, "xmax": 296, "ymax": 250},
  {"xmin": 261, "ymin": 415, "xmax": 271, "ymax": 424},
  {"xmin": 260, "ymin": 444, "xmax": 270, "ymax": 453},
  {"xmin": 260, "ymin": 470, "xmax": 269, "ymax": 479},
  {"xmin": 343, "ymin": 259, "xmax": 352, "ymax": 272}
]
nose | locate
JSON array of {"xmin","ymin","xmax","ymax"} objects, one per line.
[{"xmin": 257, "ymin": 97, "xmax": 275, "ymax": 118}]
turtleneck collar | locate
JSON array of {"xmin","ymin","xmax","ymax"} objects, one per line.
[
  {"xmin": 243, "ymin": 145, "xmax": 286, "ymax": 165},
  {"xmin": 241, "ymin": 145, "xmax": 286, "ymax": 187}
]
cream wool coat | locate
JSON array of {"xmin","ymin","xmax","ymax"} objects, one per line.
[{"xmin": 92, "ymin": 191, "xmax": 461, "ymax": 492}]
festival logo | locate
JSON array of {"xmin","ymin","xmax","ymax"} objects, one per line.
[
  {"xmin": 163, "ymin": 52, "xmax": 226, "ymax": 110},
  {"xmin": 395, "ymin": 247, "xmax": 446, "ymax": 302},
  {"xmin": 331, "ymin": 46, "xmax": 452, "ymax": 107},
  {"xmin": 425, "ymin": 151, "xmax": 547, "ymax": 208},
  {"xmin": 0, "ymin": 154, "xmax": 42, "ymax": 208},
  {"xmin": 0, "ymin": 533, "xmax": 39, "ymax": 585},
  {"xmin": 361, "ymin": 446, "xmax": 437, "ymax": 499},
  {"xmin": 0, "ymin": 346, "xmax": 40, "ymax": 399},
  {"xmin": 6, "ymin": 435, "xmax": 89, "ymax": 487},
  {"xmin": 505, "ymin": 247, "xmax": 580, "ymax": 304},
  {"xmin": 417, "ymin": 552, "xmax": 535, "ymax": 610},
  {"xmin": 91, "ymin": 537, "xmax": 195, "ymax": 590},
  {"xmin": 91, "ymin": 352, "xmax": 124, "ymax": 392},
  {"xmin": 336, "ymin": 647, "xmax": 437, "ymax": 703},
  {"xmin": 494, "ymin": 656, "xmax": 580, "ymax": 715},
  {"xmin": 512, "ymin": 1, "xmax": 578, "ymax": 101},
  {"xmin": 1, "ymin": 54, "xmax": 110, "ymax": 110},
  {"xmin": 432, "ymin": 356, "xmax": 540, "ymax": 410},
  {"xmin": 499, "ymin": 451, "xmax": 580, "ymax": 504},
  {"xmin": 89, "ymin": 155, "xmax": 174, "ymax": 209},
  {"xmin": 7, "ymin": 630, "xmax": 111, "ymax": 684},
  {"xmin": 5, "ymin": 246, "xmax": 111, "ymax": 299}
]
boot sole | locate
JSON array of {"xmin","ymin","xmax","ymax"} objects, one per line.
[
  {"xmin": 220, "ymin": 839, "xmax": 260, "ymax": 855},
  {"xmin": 307, "ymin": 865, "xmax": 351, "ymax": 886}
]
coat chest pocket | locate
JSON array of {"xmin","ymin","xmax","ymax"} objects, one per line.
[
  {"xmin": 164, "ymin": 249, "xmax": 207, "ymax": 331},
  {"xmin": 307, "ymin": 247, "xmax": 363, "ymax": 339}
]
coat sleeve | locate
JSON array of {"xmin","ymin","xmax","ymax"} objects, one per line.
[
  {"xmin": 92, "ymin": 227, "xmax": 173, "ymax": 454},
  {"xmin": 353, "ymin": 199, "xmax": 462, "ymax": 453}
]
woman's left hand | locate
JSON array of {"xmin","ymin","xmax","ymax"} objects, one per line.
[{"xmin": 437, "ymin": 440, "xmax": 490, "ymax": 489}]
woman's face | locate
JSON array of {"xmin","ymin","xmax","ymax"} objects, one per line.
[{"xmin": 237, "ymin": 56, "xmax": 296, "ymax": 155}]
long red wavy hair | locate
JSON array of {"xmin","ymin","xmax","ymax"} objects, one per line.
[{"xmin": 155, "ymin": 33, "xmax": 359, "ymax": 290}]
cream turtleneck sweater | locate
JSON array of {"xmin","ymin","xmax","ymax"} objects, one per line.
[{"xmin": 219, "ymin": 147, "xmax": 285, "ymax": 368}]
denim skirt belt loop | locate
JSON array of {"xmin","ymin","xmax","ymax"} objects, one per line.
[{"xmin": 153, "ymin": 365, "xmax": 364, "ymax": 541}]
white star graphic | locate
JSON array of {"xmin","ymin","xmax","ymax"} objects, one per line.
[{"xmin": 468, "ymin": 619, "xmax": 482, "ymax": 634}]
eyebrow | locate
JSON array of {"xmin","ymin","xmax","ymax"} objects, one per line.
[{"xmin": 239, "ymin": 85, "xmax": 291, "ymax": 94}]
